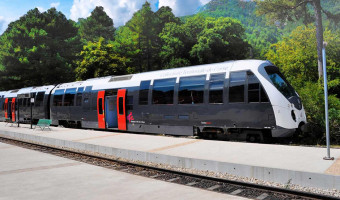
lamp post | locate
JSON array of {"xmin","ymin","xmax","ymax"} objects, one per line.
[
  {"xmin": 17, "ymin": 98, "xmax": 20, "ymax": 127},
  {"xmin": 30, "ymin": 97, "xmax": 34, "ymax": 129},
  {"xmin": 322, "ymin": 41, "xmax": 334, "ymax": 160}
]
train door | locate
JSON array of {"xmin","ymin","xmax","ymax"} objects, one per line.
[
  {"xmin": 97, "ymin": 91, "xmax": 106, "ymax": 129},
  {"xmin": 11, "ymin": 98, "xmax": 16, "ymax": 122},
  {"xmin": 4, "ymin": 98, "xmax": 8, "ymax": 118},
  {"xmin": 105, "ymin": 96, "xmax": 118, "ymax": 128},
  {"xmin": 117, "ymin": 89, "xmax": 127, "ymax": 131}
]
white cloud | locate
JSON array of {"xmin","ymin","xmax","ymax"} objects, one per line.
[
  {"xmin": 37, "ymin": 7, "xmax": 46, "ymax": 12},
  {"xmin": 0, "ymin": 16, "xmax": 7, "ymax": 34},
  {"xmin": 51, "ymin": 2, "xmax": 61, "ymax": 8},
  {"xmin": 70, "ymin": 0, "xmax": 158, "ymax": 26},
  {"xmin": 159, "ymin": 0, "xmax": 210, "ymax": 16}
]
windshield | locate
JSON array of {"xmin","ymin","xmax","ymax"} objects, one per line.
[{"xmin": 265, "ymin": 66, "xmax": 297, "ymax": 99}]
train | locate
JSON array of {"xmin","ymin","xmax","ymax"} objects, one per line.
[{"xmin": 0, "ymin": 60, "xmax": 307, "ymax": 142}]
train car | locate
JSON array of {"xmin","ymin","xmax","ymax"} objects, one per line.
[
  {"xmin": 50, "ymin": 77, "xmax": 112, "ymax": 128},
  {"xmin": 0, "ymin": 91, "xmax": 7, "ymax": 121},
  {"xmin": 16, "ymin": 85, "xmax": 55, "ymax": 123},
  {"xmin": 2, "ymin": 90, "xmax": 19, "ymax": 121},
  {"xmin": 49, "ymin": 60, "xmax": 307, "ymax": 141}
]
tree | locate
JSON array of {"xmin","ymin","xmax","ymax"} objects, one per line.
[
  {"xmin": 159, "ymin": 22, "xmax": 191, "ymax": 68},
  {"xmin": 160, "ymin": 15, "xmax": 249, "ymax": 67},
  {"xmin": 159, "ymin": 14, "xmax": 206, "ymax": 68},
  {"xmin": 0, "ymin": 8, "xmax": 81, "ymax": 90},
  {"xmin": 75, "ymin": 37, "xmax": 127, "ymax": 80},
  {"xmin": 111, "ymin": 26, "xmax": 140, "ymax": 73},
  {"xmin": 256, "ymin": 0, "xmax": 340, "ymax": 78},
  {"xmin": 125, "ymin": 2, "xmax": 159, "ymax": 72},
  {"xmin": 190, "ymin": 17, "xmax": 249, "ymax": 64},
  {"xmin": 266, "ymin": 25, "xmax": 340, "ymax": 143},
  {"xmin": 78, "ymin": 6, "xmax": 115, "ymax": 42}
]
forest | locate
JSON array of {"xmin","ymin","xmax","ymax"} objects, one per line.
[{"xmin": 0, "ymin": 0, "xmax": 339, "ymax": 144}]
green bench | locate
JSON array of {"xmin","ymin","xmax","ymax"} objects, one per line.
[
  {"xmin": 4, "ymin": 118, "xmax": 13, "ymax": 126},
  {"xmin": 35, "ymin": 119, "xmax": 52, "ymax": 131}
]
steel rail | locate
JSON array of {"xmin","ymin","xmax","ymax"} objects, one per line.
[{"xmin": 0, "ymin": 136, "xmax": 338, "ymax": 200}]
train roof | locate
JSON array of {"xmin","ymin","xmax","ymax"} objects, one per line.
[
  {"xmin": 3, "ymin": 89, "xmax": 19, "ymax": 98},
  {"xmin": 90, "ymin": 60, "xmax": 272, "ymax": 90},
  {"xmin": 16, "ymin": 85, "xmax": 55, "ymax": 94},
  {"xmin": 3, "ymin": 60, "xmax": 271, "ymax": 94}
]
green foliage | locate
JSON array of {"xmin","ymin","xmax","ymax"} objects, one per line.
[
  {"xmin": 0, "ymin": 8, "xmax": 81, "ymax": 90},
  {"xmin": 121, "ymin": 3, "xmax": 182, "ymax": 72},
  {"xmin": 266, "ymin": 25, "xmax": 340, "ymax": 143},
  {"xmin": 190, "ymin": 17, "xmax": 249, "ymax": 63},
  {"xmin": 125, "ymin": 2, "xmax": 160, "ymax": 72},
  {"xmin": 266, "ymin": 25, "xmax": 340, "ymax": 90},
  {"xmin": 78, "ymin": 6, "xmax": 115, "ymax": 42},
  {"xmin": 255, "ymin": 0, "xmax": 314, "ymax": 25},
  {"xmin": 198, "ymin": 0, "xmax": 281, "ymax": 59},
  {"xmin": 160, "ymin": 14, "xmax": 249, "ymax": 67},
  {"xmin": 75, "ymin": 38, "xmax": 127, "ymax": 80}
]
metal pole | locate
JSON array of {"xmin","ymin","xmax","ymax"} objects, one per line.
[
  {"xmin": 322, "ymin": 42, "xmax": 334, "ymax": 160},
  {"xmin": 30, "ymin": 98, "xmax": 33, "ymax": 129}
]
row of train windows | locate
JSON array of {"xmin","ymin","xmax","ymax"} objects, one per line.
[
  {"xmin": 18, "ymin": 92, "xmax": 45, "ymax": 107},
  {"xmin": 139, "ymin": 71, "xmax": 269, "ymax": 105},
  {"xmin": 53, "ymin": 87, "xmax": 84, "ymax": 107}
]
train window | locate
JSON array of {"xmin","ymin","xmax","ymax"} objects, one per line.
[
  {"xmin": 178, "ymin": 75, "xmax": 205, "ymax": 104},
  {"xmin": 63, "ymin": 88, "xmax": 77, "ymax": 106},
  {"xmin": 265, "ymin": 66, "xmax": 297, "ymax": 99},
  {"xmin": 92, "ymin": 95, "xmax": 97, "ymax": 110},
  {"xmin": 85, "ymin": 86, "xmax": 92, "ymax": 92},
  {"xmin": 248, "ymin": 73, "xmax": 260, "ymax": 103},
  {"xmin": 260, "ymin": 86, "xmax": 269, "ymax": 102},
  {"xmin": 119, "ymin": 97, "xmax": 124, "ymax": 115},
  {"xmin": 229, "ymin": 71, "xmax": 246, "ymax": 103},
  {"xmin": 98, "ymin": 98, "xmax": 103, "ymax": 114},
  {"xmin": 26, "ymin": 97, "xmax": 31, "ymax": 107},
  {"xmin": 209, "ymin": 73, "xmax": 225, "ymax": 104},
  {"xmin": 23, "ymin": 98, "xmax": 27, "ymax": 107},
  {"xmin": 139, "ymin": 80, "xmax": 150, "ymax": 105},
  {"xmin": 18, "ymin": 99, "xmax": 22, "ymax": 107},
  {"xmin": 76, "ymin": 87, "xmax": 84, "ymax": 106},
  {"xmin": 152, "ymin": 78, "xmax": 176, "ymax": 104},
  {"xmin": 53, "ymin": 89, "xmax": 64, "ymax": 106},
  {"xmin": 126, "ymin": 96, "xmax": 134, "ymax": 110},
  {"xmin": 35, "ymin": 92, "xmax": 45, "ymax": 107}
]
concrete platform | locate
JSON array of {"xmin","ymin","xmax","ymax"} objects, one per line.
[
  {"xmin": 1, "ymin": 122, "xmax": 340, "ymax": 190},
  {"xmin": 0, "ymin": 142, "xmax": 249, "ymax": 200}
]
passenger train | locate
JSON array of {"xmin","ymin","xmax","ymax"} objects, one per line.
[{"xmin": 0, "ymin": 60, "xmax": 307, "ymax": 142}]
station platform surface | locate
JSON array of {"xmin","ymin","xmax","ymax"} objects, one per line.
[
  {"xmin": 0, "ymin": 142, "xmax": 249, "ymax": 200},
  {"xmin": 1, "ymin": 122, "xmax": 340, "ymax": 190}
]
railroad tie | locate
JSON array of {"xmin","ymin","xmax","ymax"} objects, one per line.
[
  {"xmin": 256, "ymin": 193, "xmax": 269, "ymax": 200},
  {"xmin": 150, "ymin": 175, "xmax": 159, "ymax": 178},
  {"xmin": 135, "ymin": 170, "xmax": 147, "ymax": 175},
  {"xmin": 167, "ymin": 177, "xmax": 180, "ymax": 182},
  {"xmin": 186, "ymin": 182, "xmax": 198, "ymax": 186},
  {"xmin": 230, "ymin": 189, "xmax": 243, "ymax": 195},
  {"xmin": 207, "ymin": 185, "xmax": 220, "ymax": 191}
]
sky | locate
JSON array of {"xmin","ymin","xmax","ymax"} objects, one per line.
[{"xmin": 0, "ymin": 0, "xmax": 211, "ymax": 34}]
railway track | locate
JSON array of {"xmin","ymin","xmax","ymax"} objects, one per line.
[{"xmin": 0, "ymin": 136, "xmax": 338, "ymax": 200}]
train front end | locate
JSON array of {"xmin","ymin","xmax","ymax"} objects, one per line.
[{"xmin": 257, "ymin": 63, "xmax": 307, "ymax": 138}]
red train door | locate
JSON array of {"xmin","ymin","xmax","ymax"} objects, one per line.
[
  {"xmin": 4, "ymin": 98, "xmax": 8, "ymax": 118},
  {"xmin": 117, "ymin": 89, "xmax": 127, "ymax": 131},
  {"xmin": 11, "ymin": 98, "xmax": 16, "ymax": 122},
  {"xmin": 97, "ymin": 91, "xmax": 106, "ymax": 129}
]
